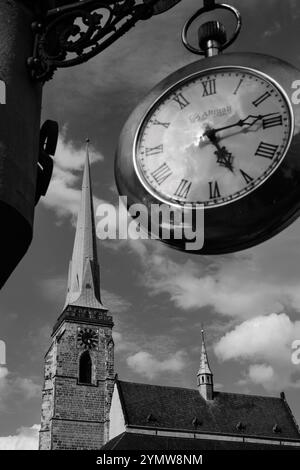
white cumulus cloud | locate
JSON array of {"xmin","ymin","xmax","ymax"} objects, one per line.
[
  {"xmin": 127, "ymin": 350, "xmax": 186, "ymax": 379},
  {"xmin": 247, "ymin": 364, "xmax": 275, "ymax": 384},
  {"xmin": 0, "ymin": 425, "xmax": 39, "ymax": 450},
  {"xmin": 214, "ymin": 313, "xmax": 300, "ymax": 391}
]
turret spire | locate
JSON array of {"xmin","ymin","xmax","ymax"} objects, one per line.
[
  {"xmin": 64, "ymin": 140, "xmax": 105, "ymax": 310},
  {"xmin": 197, "ymin": 328, "xmax": 214, "ymax": 400}
]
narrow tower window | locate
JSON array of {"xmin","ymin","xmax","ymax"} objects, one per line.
[{"xmin": 79, "ymin": 350, "xmax": 92, "ymax": 384}]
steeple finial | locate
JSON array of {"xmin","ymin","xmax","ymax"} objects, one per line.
[
  {"xmin": 197, "ymin": 327, "xmax": 214, "ymax": 400},
  {"xmin": 64, "ymin": 141, "xmax": 106, "ymax": 310}
]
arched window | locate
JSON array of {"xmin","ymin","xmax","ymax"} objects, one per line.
[{"xmin": 79, "ymin": 350, "xmax": 92, "ymax": 384}]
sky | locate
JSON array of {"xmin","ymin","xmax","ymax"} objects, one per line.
[{"xmin": 1, "ymin": 0, "xmax": 300, "ymax": 449}]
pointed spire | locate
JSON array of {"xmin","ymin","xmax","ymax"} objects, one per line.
[
  {"xmin": 64, "ymin": 140, "xmax": 106, "ymax": 310},
  {"xmin": 198, "ymin": 328, "xmax": 212, "ymax": 375},
  {"xmin": 197, "ymin": 327, "xmax": 214, "ymax": 400}
]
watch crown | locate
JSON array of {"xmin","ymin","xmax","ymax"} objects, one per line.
[{"xmin": 198, "ymin": 21, "xmax": 227, "ymax": 56}]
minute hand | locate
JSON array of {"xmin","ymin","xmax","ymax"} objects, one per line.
[{"xmin": 211, "ymin": 113, "xmax": 278, "ymax": 134}]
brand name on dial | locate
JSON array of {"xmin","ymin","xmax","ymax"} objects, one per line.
[{"xmin": 189, "ymin": 105, "xmax": 232, "ymax": 123}]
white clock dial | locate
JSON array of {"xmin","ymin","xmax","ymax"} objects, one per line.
[{"xmin": 135, "ymin": 67, "xmax": 294, "ymax": 208}]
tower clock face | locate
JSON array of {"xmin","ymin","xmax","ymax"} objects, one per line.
[
  {"xmin": 135, "ymin": 67, "xmax": 293, "ymax": 208},
  {"xmin": 77, "ymin": 328, "xmax": 98, "ymax": 349}
]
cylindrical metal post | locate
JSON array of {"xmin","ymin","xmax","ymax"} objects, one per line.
[{"xmin": 0, "ymin": 1, "xmax": 43, "ymax": 287}]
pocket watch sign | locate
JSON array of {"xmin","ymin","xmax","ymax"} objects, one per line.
[{"xmin": 115, "ymin": 0, "xmax": 300, "ymax": 254}]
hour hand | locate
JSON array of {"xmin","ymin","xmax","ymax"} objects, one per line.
[
  {"xmin": 203, "ymin": 126, "xmax": 235, "ymax": 172},
  {"xmin": 214, "ymin": 147, "xmax": 235, "ymax": 173}
]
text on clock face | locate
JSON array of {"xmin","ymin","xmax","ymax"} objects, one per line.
[{"xmin": 135, "ymin": 68, "xmax": 293, "ymax": 208}]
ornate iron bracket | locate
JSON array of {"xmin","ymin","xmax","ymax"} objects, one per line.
[{"xmin": 27, "ymin": 0, "xmax": 181, "ymax": 82}]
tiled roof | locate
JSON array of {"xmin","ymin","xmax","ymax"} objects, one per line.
[
  {"xmin": 117, "ymin": 380, "xmax": 300, "ymax": 440},
  {"xmin": 102, "ymin": 432, "xmax": 300, "ymax": 450}
]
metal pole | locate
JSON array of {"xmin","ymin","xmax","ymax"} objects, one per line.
[{"xmin": 0, "ymin": 1, "xmax": 43, "ymax": 287}]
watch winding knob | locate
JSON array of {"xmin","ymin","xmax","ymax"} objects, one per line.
[{"xmin": 198, "ymin": 21, "xmax": 227, "ymax": 57}]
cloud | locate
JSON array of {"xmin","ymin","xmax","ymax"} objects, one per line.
[
  {"xmin": 41, "ymin": 129, "xmax": 103, "ymax": 220},
  {"xmin": 39, "ymin": 274, "xmax": 131, "ymax": 317},
  {"xmin": 214, "ymin": 313, "xmax": 300, "ymax": 391},
  {"xmin": 263, "ymin": 21, "xmax": 281, "ymax": 38},
  {"xmin": 113, "ymin": 331, "xmax": 138, "ymax": 354},
  {"xmin": 0, "ymin": 366, "xmax": 41, "ymax": 411},
  {"xmin": 247, "ymin": 364, "xmax": 275, "ymax": 385},
  {"xmin": 101, "ymin": 290, "xmax": 131, "ymax": 314},
  {"xmin": 0, "ymin": 366, "xmax": 8, "ymax": 381},
  {"xmin": 127, "ymin": 350, "xmax": 186, "ymax": 380},
  {"xmin": 113, "ymin": 327, "xmax": 188, "ymax": 380},
  {"xmin": 14, "ymin": 378, "xmax": 41, "ymax": 400},
  {"xmin": 132, "ymin": 219, "xmax": 300, "ymax": 320},
  {"xmin": 39, "ymin": 275, "xmax": 66, "ymax": 303},
  {"xmin": 0, "ymin": 425, "xmax": 39, "ymax": 450}
]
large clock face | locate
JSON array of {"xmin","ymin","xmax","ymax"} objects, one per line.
[{"xmin": 135, "ymin": 67, "xmax": 294, "ymax": 208}]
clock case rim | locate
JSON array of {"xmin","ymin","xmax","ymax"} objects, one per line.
[{"xmin": 115, "ymin": 52, "xmax": 300, "ymax": 254}]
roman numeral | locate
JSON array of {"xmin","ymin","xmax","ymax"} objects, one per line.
[
  {"xmin": 209, "ymin": 181, "xmax": 221, "ymax": 199},
  {"xmin": 263, "ymin": 114, "xmax": 283, "ymax": 129},
  {"xmin": 151, "ymin": 119, "xmax": 170, "ymax": 129},
  {"xmin": 252, "ymin": 91, "xmax": 271, "ymax": 107},
  {"xmin": 174, "ymin": 179, "xmax": 192, "ymax": 199},
  {"xmin": 240, "ymin": 169, "xmax": 254, "ymax": 184},
  {"xmin": 233, "ymin": 78, "xmax": 244, "ymax": 95},
  {"xmin": 172, "ymin": 93, "xmax": 190, "ymax": 109},
  {"xmin": 202, "ymin": 79, "xmax": 217, "ymax": 97},
  {"xmin": 255, "ymin": 142, "xmax": 279, "ymax": 159},
  {"xmin": 145, "ymin": 144, "xmax": 163, "ymax": 156},
  {"xmin": 151, "ymin": 163, "xmax": 172, "ymax": 185}
]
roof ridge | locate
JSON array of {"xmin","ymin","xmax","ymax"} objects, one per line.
[
  {"xmin": 216, "ymin": 390, "xmax": 283, "ymax": 400},
  {"xmin": 117, "ymin": 380, "xmax": 197, "ymax": 393},
  {"xmin": 118, "ymin": 380, "xmax": 282, "ymax": 400}
]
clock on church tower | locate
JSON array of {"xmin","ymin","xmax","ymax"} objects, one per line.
[{"xmin": 77, "ymin": 328, "xmax": 99, "ymax": 350}]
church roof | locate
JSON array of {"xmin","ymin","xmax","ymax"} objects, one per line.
[
  {"xmin": 102, "ymin": 432, "xmax": 300, "ymax": 450},
  {"xmin": 116, "ymin": 380, "xmax": 300, "ymax": 440}
]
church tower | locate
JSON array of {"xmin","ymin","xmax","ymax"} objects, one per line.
[
  {"xmin": 39, "ymin": 143, "xmax": 114, "ymax": 450},
  {"xmin": 197, "ymin": 329, "xmax": 214, "ymax": 401}
]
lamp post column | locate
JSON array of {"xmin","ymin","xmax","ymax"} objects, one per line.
[{"xmin": 0, "ymin": 1, "xmax": 43, "ymax": 287}]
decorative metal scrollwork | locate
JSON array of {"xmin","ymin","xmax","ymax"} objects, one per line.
[{"xmin": 28, "ymin": 0, "xmax": 181, "ymax": 82}]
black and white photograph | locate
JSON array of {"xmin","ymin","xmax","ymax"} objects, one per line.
[{"xmin": 0, "ymin": 0, "xmax": 300, "ymax": 461}]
